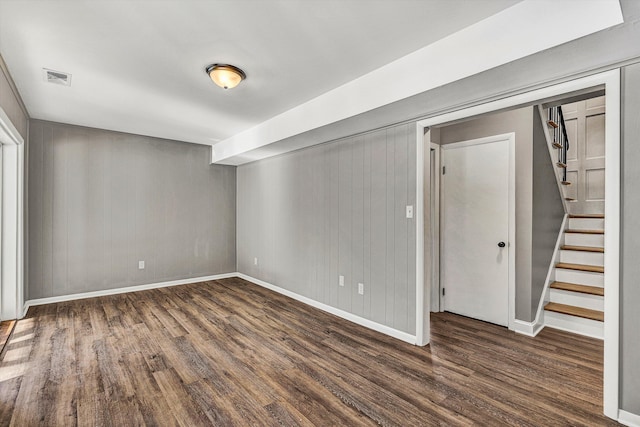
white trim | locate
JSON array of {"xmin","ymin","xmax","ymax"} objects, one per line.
[
  {"xmin": 513, "ymin": 319, "xmax": 544, "ymax": 337},
  {"xmin": 530, "ymin": 213, "xmax": 569, "ymax": 331},
  {"xmin": 415, "ymin": 69, "xmax": 620, "ymax": 421},
  {"xmin": 238, "ymin": 273, "xmax": 417, "ymax": 345},
  {"xmin": 416, "ymin": 73, "xmax": 618, "ymax": 128},
  {"xmin": 507, "ymin": 131, "xmax": 516, "ymax": 331},
  {"xmin": 22, "ymin": 271, "xmax": 418, "ymax": 345},
  {"xmin": 415, "ymin": 127, "xmax": 427, "ymax": 346},
  {"xmin": 439, "ymin": 133, "xmax": 517, "ymax": 331},
  {"xmin": 0, "ymin": 107, "xmax": 22, "ymax": 146},
  {"xmin": 23, "ymin": 273, "xmax": 237, "ymax": 314},
  {"xmin": 430, "ymin": 142, "xmax": 441, "ymax": 312},
  {"xmin": 618, "ymin": 410, "xmax": 640, "ymax": 427},
  {"xmin": 438, "ymin": 134, "xmax": 510, "ymax": 150},
  {"xmin": 603, "ymin": 69, "xmax": 621, "ymax": 419},
  {"xmin": 0, "ymin": 106, "xmax": 24, "ymax": 322}
]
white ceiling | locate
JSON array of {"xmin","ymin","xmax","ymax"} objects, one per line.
[{"xmin": 0, "ymin": 0, "xmax": 521, "ymax": 146}]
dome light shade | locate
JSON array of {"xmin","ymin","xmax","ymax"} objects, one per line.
[{"xmin": 206, "ymin": 64, "xmax": 246, "ymax": 89}]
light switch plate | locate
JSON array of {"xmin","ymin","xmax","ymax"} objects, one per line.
[{"xmin": 406, "ymin": 205, "xmax": 413, "ymax": 218}]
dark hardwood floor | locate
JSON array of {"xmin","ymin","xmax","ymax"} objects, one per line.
[{"xmin": 0, "ymin": 278, "xmax": 618, "ymax": 426}]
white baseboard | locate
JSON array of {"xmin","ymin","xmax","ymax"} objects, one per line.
[
  {"xmin": 513, "ymin": 319, "xmax": 544, "ymax": 337},
  {"xmin": 619, "ymin": 410, "xmax": 640, "ymax": 427},
  {"xmin": 22, "ymin": 272, "xmax": 237, "ymax": 316},
  {"xmin": 21, "ymin": 272, "xmax": 418, "ymax": 346},
  {"xmin": 237, "ymin": 273, "xmax": 417, "ymax": 345}
]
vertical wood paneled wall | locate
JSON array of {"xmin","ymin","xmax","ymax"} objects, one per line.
[
  {"xmin": 27, "ymin": 120, "xmax": 237, "ymax": 300},
  {"xmin": 621, "ymin": 62, "xmax": 640, "ymax": 415},
  {"xmin": 237, "ymin": 123, "xmax": 417, "ymax": 335}
]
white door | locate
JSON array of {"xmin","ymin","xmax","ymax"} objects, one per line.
[
  {"xmin": 563, "ymin": 96, "xmax": 606, "ymax": 214},
  {"xmin": 441, "ymin": 135, "xmax": 510, "ymax": 326}
]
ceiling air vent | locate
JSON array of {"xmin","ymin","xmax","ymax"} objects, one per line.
[{"xmin": 43, "ymin": 68, "xmax": 72, "ymax": 86}]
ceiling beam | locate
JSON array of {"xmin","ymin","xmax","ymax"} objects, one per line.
[{"xmin": 211, "ymin": 0, "xmax": 623, "ymax": 165}]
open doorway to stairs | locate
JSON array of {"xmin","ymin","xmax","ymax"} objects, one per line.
[
  {"xmin": 0, "ymin": 106, "xmax": 25, "ymax": 323},
  {"xmin": 540, "ymin": 94, "xmax": 606, "ymax": 338},
  {"xmin": 415, "ymin": 70, "xmax": 620, "ymax": 420}
]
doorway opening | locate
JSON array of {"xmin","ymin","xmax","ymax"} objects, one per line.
[
  {"xmin": 0, "ymin": 106, "xmax": 25, "ymax": 322},
  {"xmin": 438, "ymin": 133, "xmax": 515, "ymax": 328},
  {"xmin": 414, "ymin": 70, "xmax": 620, "ymax": 419}
]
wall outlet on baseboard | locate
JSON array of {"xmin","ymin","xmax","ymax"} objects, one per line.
[
  {"xmin": 138, "ymin": 260, "xmax": 145, "ymax": 270},
  {"xmin": 339, "ymin": 275, "xmax": 345, "ymax": 287},
  {"xmin": 254, "ymin": 257, "xmax": 258, "ymax": 266},
  {"xmin": 358, "ymin": 283, "xmax": 364, "ymax": 295}
]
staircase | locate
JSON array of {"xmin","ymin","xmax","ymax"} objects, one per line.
[
  {"xmin": 535, "ymin": 103, "xmax": 606, "ymax": 339},
  {"xmin": 543, "ymin": 214, "xmax": 604, "ymax": 339},
  {"xmin": 546, "ymin": 105, "xmax": 575, "ymax": 204}
]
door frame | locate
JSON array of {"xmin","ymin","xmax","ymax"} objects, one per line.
[
  {"xmin": 414, "ymin": 69, "xmax": 620, "ymax": 419},
  {"xmin": 439, "ymin": 133, "xmax": 516, "ymax": 328},
  {"xmin": 0, "ymin": 105, "xmax": 25, "ymax": 321},
  {"xmin": 429, "ymin": 142, "xmax": 441, "ymax": 312}
]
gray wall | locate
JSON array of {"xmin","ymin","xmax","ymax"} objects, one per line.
[
  {"xmin": 0, "ymin": 54, "xmax": 27, "ymax": 140},
  {"xmin": 27, "ymin": 120, "xmax": 236, "ymax": 300},
  {"xmin": 531, "ymin": 107, "xmax": 565, "ymax": 318},
  {"xmin": 438, "ymin": 107, "xmax": 536, "ymax": 321},
  {"xmin": 237, "ymin": 123, "xmax": 416, "ymax": 334},
  {"xmin": 621, "ymin": 62, "xmax": 640, "ymax": 415}
]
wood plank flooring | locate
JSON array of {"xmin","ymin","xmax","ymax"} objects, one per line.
[
  {"xmin": 0, "ymin": 320, "xmax": 16, "ymax": 357},
  {"xmin": 0, "ymin": 278, "xmax": 618, "ymax": 426}
]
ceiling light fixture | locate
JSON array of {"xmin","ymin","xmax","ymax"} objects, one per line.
[{"xmin": 206, "ymin": 64, "xmax": 246, "ymax": 89}]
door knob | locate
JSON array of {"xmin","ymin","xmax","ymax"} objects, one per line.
[{"xmin": 498, "ymin": 242, "xmax": 506, "ymax": 248}]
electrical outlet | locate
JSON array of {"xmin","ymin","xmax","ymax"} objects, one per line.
[
  {"xmin": 254, "ymin": 257, "xmax": 258, "ymax": 266},
  {"xmin": 339, "ymin": 275, "xmax": 345, "ymax": 287},
  {"xmin": 138, "ymin": 260, "xmax": 145, "ymax": 270},
  {"xmin": 358, "ymin": 283, "xmax": 364, "ymax": 295}
]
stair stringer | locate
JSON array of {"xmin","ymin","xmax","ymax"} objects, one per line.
[
  {"xmin": 528, "ymin": 213, "xmax": 569, "ymax": 337},
  {"xmin": 537, "ymin": 104, "xmax": 569, "ymax": 213}
]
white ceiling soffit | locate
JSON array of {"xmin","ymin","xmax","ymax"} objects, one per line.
[
  {"xmin": 0, "ymin": 0, "xmax": 521, "ymax": 148},
  {"xmin": 212, "ymin": 0, "xmax": 623, "ymax": 165}
]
